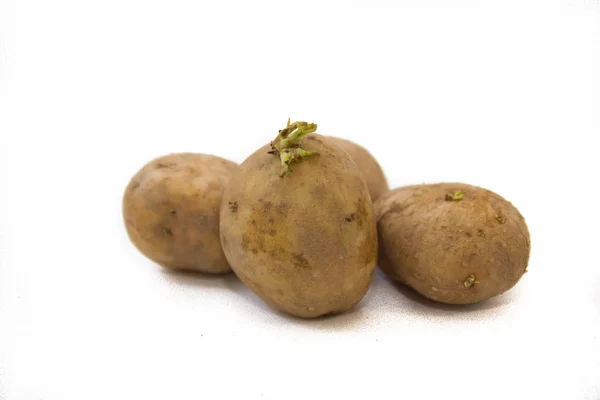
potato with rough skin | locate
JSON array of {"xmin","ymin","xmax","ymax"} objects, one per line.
[
  {"xmin": 220, "ymin": 121, "xmax": 377, "ymax": 318},
  {"xmin": 123, "ymin": 153, "xmax": 237, "ymax": 273},
  {"xmin": 375, "ymin": 183, "xmax": 530, "ymax": 304},
  {"xmin": 326, "ymin": 136, "xmax": 389, "ymax": 202}
]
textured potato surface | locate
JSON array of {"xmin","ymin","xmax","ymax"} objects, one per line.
[
  {"xmin": 220, "ymin": 134, "xmax": 377, "ymax": 318},
  {"xmin": 123, "ymin": 153, "xmax": 237, "ymax": 273},
  {"xmin": 375, "ymin": 183, "xmax": 530, "ymax": 304},
  {"xmin": 326, "ymin": 136, "xmax": 389, "ymax": 202}
]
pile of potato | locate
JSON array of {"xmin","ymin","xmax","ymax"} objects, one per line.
[{"xmin": 123, "ymin": 120, "xmax": 530, "ymax": 318}]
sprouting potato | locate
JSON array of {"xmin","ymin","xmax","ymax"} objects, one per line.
[
  {"xmin": 220, "ymin": 121, "xmax": 378, "ymax": 317},
  {"xmin": 375, "ymin": 183, "xmax": 530, "ymax": 304}
]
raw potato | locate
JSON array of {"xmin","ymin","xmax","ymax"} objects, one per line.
[
  {"xmin": 123, "ymin": 153, "xmax": 237, "ymax": 273},
  {"xmin": 375, "ymin": 183, "xmax": 530, "ymax": 304},
  {"xmin": 220, "ymin": 123, "xmax": 377, "ymax": 318},
  {"xmin": 326, "ymin": 136, "xmax": 389, "ymax": 202}
]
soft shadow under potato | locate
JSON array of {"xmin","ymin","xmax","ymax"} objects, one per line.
[
  {"xmin": 160, "ymin": 267, "xmax": 244, "ymax": 290},
  {"xmin": 382, "ymin": 272, "xmax": 515, "ymax": 314},
  {"xmin": 160, "ymin": 267, "xmax": 274, "ymax": 313}
]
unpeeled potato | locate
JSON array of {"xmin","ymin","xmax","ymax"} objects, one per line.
[
  {"xmin": 326, "ymin": 136, "xmax": 389, "ymax": 202},
  {"xmin": 123, "ymin": 153, "xmax": 237, "ymax": 273},
  {"xmin": 220, "ymin": 122, "xmax": 377, "ymax": 318},
  {"xmin": 375, "ymin": 183, "xmax": 530, "ymax": 304}
]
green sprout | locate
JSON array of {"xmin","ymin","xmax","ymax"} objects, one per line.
[
  {"xmin": 269, "ymin": 118, "xmax": 318, "ymax": 177},
  {"xmin": 445, "ymin": 191, "xmax": 464, "ymax": 201},
  {"xmin": 463, "ymin": 274, "xmax": 480, "ymax": 288}
]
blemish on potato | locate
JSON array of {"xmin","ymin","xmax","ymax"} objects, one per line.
[
  {"xmin": 477, "ymin": 229, "xmax": 485, "ymax": 237},
  {"xmin": 310, "ymin": 185, "xmax": 327, "ymax": 202},
  {"xmin": 155, "ymin": 162, "xmax": 172, "ymax": 169},
  {"xmin": 228, "ymin": 201, "xmax": 238, "ymax": 212},
  {"xmin": 169, "ymin": 209, "xmax": 177, "ymax": 217},
  {"xmin": 161, "ymin": 226, "xmax": 173, "ymax": 237},
  {"xmin": 495, "ymin": 214, "xmax": 507, "ymax": 224},
  {"xmin": 262, "ymin": 201, "xmax": 273, "ymax": 213},
  {"xmin": 241, "ymin": 234, "xmax": 250, "ymax": 251},
  {"xmin": 276, "ymin": 202, "xmax": 290, "ymax": 216},
  {"xmin": 293, "ymin": 253, "xmax": 310, "ymax": 269}
]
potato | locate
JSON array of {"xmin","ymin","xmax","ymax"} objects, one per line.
[
  {"xmin": 220, "ymin": 121, "xmax": 377, "ymax": 318},
  {"xmin": 123, "ymin": 153, "xmax": 237, "ymax": 273},
  {"xmin": 326, "ymin": 136, "xmax": 389, "ymax": 202},
  {"xmin": 375, "ymin": 183, "xmax": 530, "ymax": 304}
]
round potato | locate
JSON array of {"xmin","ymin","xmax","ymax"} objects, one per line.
[
  {"xmin": 123, "ymin": 153, "xmax": 237, "ymax": 273},
  {"xmin": 326, "ymin": 136, "xmax": 389, "ymax": 202},
  {"xmin": 375, "ymin": 183, "xmax": 530, "ymax": 304},
  {"xmin": 220, "ymin": 122, "xmax": 377, "ymax": 318}
]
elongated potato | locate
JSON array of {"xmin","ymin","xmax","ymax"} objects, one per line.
[
  {"xmin": 220, "ymin": 122, "xmax": 377, "ymax": 318},
  {"xmin": 326, "ymin": 136, "xmax": 389, "ymax": 202},
  {"xmin": 123, "ymin": 153, "xmax": 237, "ymax": 273},
  {"xmin": 375, "ymin": 183, "xmax": 530, "ymax": 304}
]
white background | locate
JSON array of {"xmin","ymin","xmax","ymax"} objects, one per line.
[{"xmin": 1, "ymin": 0, "xmax": 599, "ymax": 399}]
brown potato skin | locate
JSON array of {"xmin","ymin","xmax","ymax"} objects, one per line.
[
  {"xmin": 326, "ymin": 136, "xmax": 389, "ymax": 202},
  {"xmin": 123, "ymin": 153, "xmax": 237, "ymax": 273},
  {"xmin": 375, "ymin": 183, "xmax": 530, "ymax": 304},
  {"xmin": 220, "ymin": 134, "xmax": 377, "ymax": 318}
]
